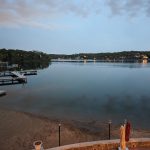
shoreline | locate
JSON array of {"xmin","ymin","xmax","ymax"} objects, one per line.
[{"xmin": 0, "ymin": 108, "xmax": 150, "ymax": 150}]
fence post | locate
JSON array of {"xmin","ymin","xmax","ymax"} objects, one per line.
[
  {"xmin": 108, "ymin": 120, "xmax": 112, "ymax": 140},
  {"xmin": 59, "ymin": 123, "xmax": 61, "ymax": 146}
]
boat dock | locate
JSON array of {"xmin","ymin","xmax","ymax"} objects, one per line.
[
  {"xmin": 0, "ymin": 70, "xmax": 37, "ymax": 77},
  {"xmin": 0, "ymin": 71, "xmax": 27, "ymax": 85},
  {"xmin": 0, "ymin": 70, "xmax": 37, "ymax": 85},
  {"xmin": 20, "ymin": 70, "xmax": 37, "ymax": 75},
  {"xmin": 0, "ymin": 71, "xmax": 12, "ymax": 77}
]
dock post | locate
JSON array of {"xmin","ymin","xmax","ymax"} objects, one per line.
[
  {"xmin": 59, "ymin": 123, "xmax": 61, "ymax": 146},
  {"xmin": 108, "ymin": 120, "xmax": 112, "ymax": 140}
]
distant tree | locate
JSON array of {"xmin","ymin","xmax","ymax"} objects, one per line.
[{"xmin": 0, "ymin": 49, "xmax": 51, "ymax": 70}]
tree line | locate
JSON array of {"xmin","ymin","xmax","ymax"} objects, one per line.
[
  {"xmin": 1, "ymin": 49, "xmax": 150, "ymax": 70},
  {"xmin": 49, "ymin": 51, "xmax": 150, "ymax": 61},
  {"xmin": 0, "ymin": 48, "xmax": 51, "ymax": 70}
]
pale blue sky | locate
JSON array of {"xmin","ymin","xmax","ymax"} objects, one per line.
[{"xmin": 0, "ymin": 0, "xmax": 150, "ymax": 54}]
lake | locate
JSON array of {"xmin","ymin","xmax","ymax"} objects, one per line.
[{"xmin": 0, "ymin": 62, "xmax": 150, "ymax": 129}]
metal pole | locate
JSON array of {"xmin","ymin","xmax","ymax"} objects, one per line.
[
  {"xmin": 59, "ymin": 123, "xmax": 61, "ymax": 146},
  {"xmin": 124, "ymin": 119, "xmax": 127, "ymax": 125},
  {"xmin": 108, "ymin": 120, "xmax": 112, "ymax": 140}
]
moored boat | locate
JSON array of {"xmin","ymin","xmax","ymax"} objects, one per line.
[{"xmin": 0, "ymin": 90, "xmax": 6, "ymax": 96}]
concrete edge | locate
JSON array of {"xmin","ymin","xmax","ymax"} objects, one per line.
[{"xmin": 46, "ymin": 138, "xmax": 150, "ymax": 150}]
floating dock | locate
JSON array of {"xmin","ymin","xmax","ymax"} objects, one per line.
[
  {"xmin": 0, "ymin": 71, "xmax": 11, "ymax": 77},
  {"xmin": 0, "ymin": 70, "xmax": 37, "ymax": 85},
  {"xmin": 0, "ymin": 71, "xmax": 27, "ymax": 85},
  {"xmin": 20, "ymin": 70, "xmax": 37, "ymax": 75},
  {"xmin": 0, "ymin": 70, "xmax": 37, "ymax": 77}
]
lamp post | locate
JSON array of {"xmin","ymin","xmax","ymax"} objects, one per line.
[
  {"xmin": 59, "ymin": 123, "xmax": 61, "ymax": 146},
  {"xmin": 108, "ymin": 120, "xmax": 112, "ymax": 140}
]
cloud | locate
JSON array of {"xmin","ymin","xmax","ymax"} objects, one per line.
[
  {"xmin": 106, "ymin": 0, "xmax": 150, "ymax": 17},
  {"xmin": 0, "ymin": 0, "xmax": 102, "ymax": 29},
  {"xmin": 0, "ymin": 0, "xmax": 150, "ymax": 29}
]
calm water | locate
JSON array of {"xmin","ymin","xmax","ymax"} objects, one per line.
[{"xmin": 0, "ymin": 62, "xmax": 150, "ymax": 129}]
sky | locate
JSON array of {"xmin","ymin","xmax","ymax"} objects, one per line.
[{"xmin": 0, "ymin": 0, "xmax": 150, "ymax": 54}]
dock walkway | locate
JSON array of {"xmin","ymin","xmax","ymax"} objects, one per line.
[
  {"xmin": 0, "ymin": 70, "xmax": 37, "ymax": 77},
  {"xmin": 20, "ymin": 70, "xmax": 37, "ymax": 75},
  {"xmin": 11, "ymin": 71, "xmax": 27, "ymax": 79},
  {"xmin": 0, "ymin": 71, "xmax": 27, "ymax": 85}
]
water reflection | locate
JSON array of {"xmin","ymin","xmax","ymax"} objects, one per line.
[
  {"xmin": 52, "ymin": 62, "xmax": 150, "ymax": 69},
  {"xmin": 0, "ymin": 62, "xmax": 150, "ymax": 129},
  {"xmin": 20, "ymin": 61, "xmax": 50, "ymax": 70}
]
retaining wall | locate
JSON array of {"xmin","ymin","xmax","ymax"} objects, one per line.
[{"xmin": 46, "ymin": 138, "xmax": 150, "ymax": 150}]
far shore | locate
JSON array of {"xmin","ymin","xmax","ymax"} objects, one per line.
[{"xmin": 0, "ymin": 108, "xmax": 149, "ymax": 150}]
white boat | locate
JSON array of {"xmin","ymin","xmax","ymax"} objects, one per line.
[{"xmin": 0, "ymin": 90, "xmax": 6, "ymax": 96}]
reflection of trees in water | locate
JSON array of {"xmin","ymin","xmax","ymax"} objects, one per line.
[{"xmin": 20, "ymin": 61, "xmax": 50, "ymax": 70}]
